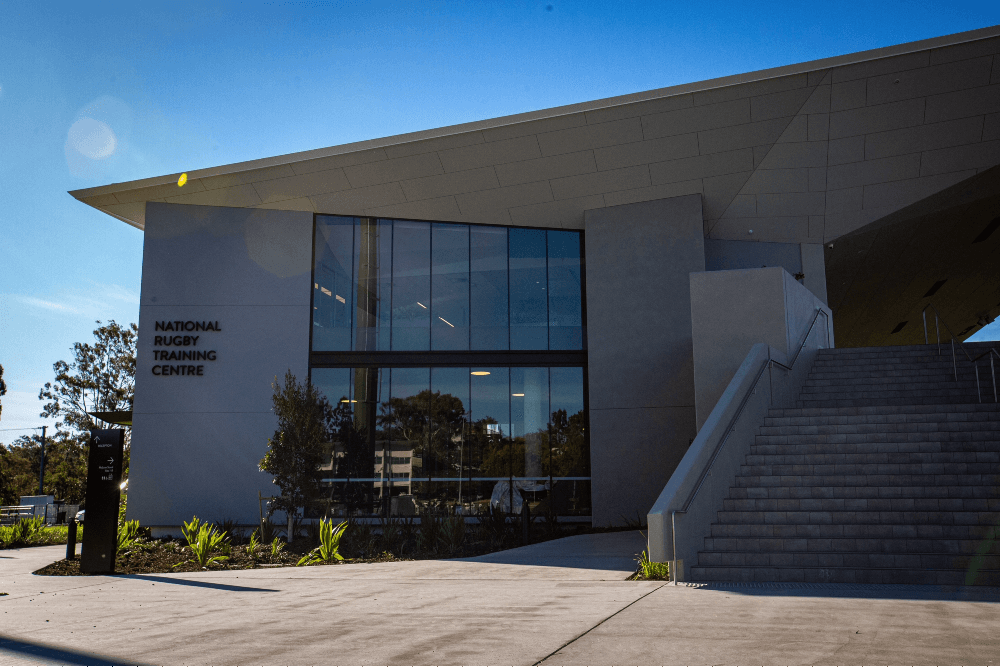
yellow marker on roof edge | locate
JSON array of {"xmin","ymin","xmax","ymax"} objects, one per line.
[{"xmin": 178, "ymin": 173, "xmax": 188, "ymax": 187}]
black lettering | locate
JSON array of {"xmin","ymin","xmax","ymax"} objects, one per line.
[
  {"xmin": 214, "ymin": 321, "xmax": 221, "ymax": 331},
  {"xmin": 170, "ymin": 365, "xmax": 180, "ymax": 375},
  {"xmin": 154, "ymin": 336, "xmax": 162, "ymax": 345},
  {"xmin": 187, "ymin": 365, "xmax": 196, "ymax": 375},
  {"xmin": 195, "ymin": 322, "xmax": 205, "ymax": 331},
  {"xmin": 207, "ymin": 350, "xmax": 217, "ymax": 361},
  {"xmin": 155, "ymin": 322, "xmax": 165, "ymax": 331},
  {"xmin": 184, "ymin": 321, "xmax": 194, "ymax": 331},
  {"xmin": 152, "ymin": 365, "xmax": 161, "ymax": 375},
  {"xmin": 196, "ymin": 365, "xmax": 204, "ymax": 376},
  {"xmin": 174, "ymin": 321, "xmax": 182, "ymax": 331}
]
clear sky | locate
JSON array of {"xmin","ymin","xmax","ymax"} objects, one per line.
[{"xmin": 2, "ymin": 0, "xmax": 1000, "ymax": 439}]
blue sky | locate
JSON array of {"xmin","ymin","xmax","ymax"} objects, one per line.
[{"xmin": 2, "ymin": 1, "xmax": 1000, "ymax": 438}]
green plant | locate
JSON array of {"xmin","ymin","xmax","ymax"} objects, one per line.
[
  {"xmin": 297, "ymin": 518, "xmax": 348, "ymax": 566},
  {"xmin": 117, "ymin": 520, "xmax": 141, "ymax": 555},
  {"xmin": 0, "ymin": 516, "xmax": 45, "ymax": 548},
  {"xmin": 269, "ymin": 537, "xmax": 285, "ymax": 561},
  {"xmin": 345, "ymin": 520, "xmax": 377, "ymax": 558},
  {"xmin": 181, "ymin": 516, "xmax": 203, "ymax": 546},
  {"xmin": 259, "ymin": 519, "xmax": 277, "ymax": 545},
  {"xmin": 177, "ymin": 516, "xmax": 229, "ymax": 568},
  {"xmin": 416, "ymin": 513, "xmax": 443, "ymax": 555},
  {"xmin": 439, "ymin": 515, "xmax": 466, "ymax": 556},
  {"xmin": 246, "ymin": 529, "xmax": 261, "ymax": 559},
  {"xmin": 634, "ymin": 550, "xmax": 670, "ymax": 581},
  {"xmin": 474, "ymin": 505, "xmax": 512, "ymax": 551},
  {"xmin": 379, "ymin": 516, "xmax": 408, "ymax": 556}
]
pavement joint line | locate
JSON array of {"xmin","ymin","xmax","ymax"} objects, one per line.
[{"xmin": 532, "ymin": 581, "xmax": 667, "ymax": 665}]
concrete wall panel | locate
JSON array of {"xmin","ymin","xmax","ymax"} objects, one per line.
[
  {"xmin": 131, "ymin": 203, "xmax": 312, "ymax": 529},
  {"xmin": 536, "ymin": 117, "xmax": 644, "ymax": 157},
  {"xmin": 584, "ymin": 195, "xmax": 705, "ymax": 525}
]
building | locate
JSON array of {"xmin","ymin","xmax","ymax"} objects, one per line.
[{"xmin": 71, "ymin": 26, "xmax": 1000, "ymax": 533}]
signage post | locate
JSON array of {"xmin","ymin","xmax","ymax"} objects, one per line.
[{"xmin": 80, "ymin": 429, "xmax": 125, "ymax": 574}]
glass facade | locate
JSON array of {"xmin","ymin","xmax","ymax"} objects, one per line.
[
  {"xmin": 312, "ymin": 216, "xmax": 584, "ymax": 351},
  {"xmin": 310, "ymin": 216, "xmax": 589, "ymax": 518},
  {"xmin": 311, "ymin": 366, "xmax": 590, "ymax": 517}
]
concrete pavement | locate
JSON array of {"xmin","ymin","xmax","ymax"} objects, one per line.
[{"xmin": 2, "ymin": 531, "xmax": 1000, "ymax": 665}]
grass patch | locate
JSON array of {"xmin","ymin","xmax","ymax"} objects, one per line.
[
  {"xmin": 0, "ymin": 518, "xmax": 82, "ymax": 549},
  {"xmin": 630, "ymin": 550, "xmax": 670, "ymax": 581}
]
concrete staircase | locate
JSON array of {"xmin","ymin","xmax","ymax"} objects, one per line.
[{"xmin": 689, "ymin": 343, "xmax": 1000, "ymax": 585}]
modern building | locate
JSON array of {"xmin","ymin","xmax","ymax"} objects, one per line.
[{"xmin": 72, "ymin": 26, "xmax": 1000, "ymax": 534}]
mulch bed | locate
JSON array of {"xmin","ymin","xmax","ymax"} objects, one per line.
[{"xmin": 33, "ymin": 539, "xmax": 402, "ymax": 576}]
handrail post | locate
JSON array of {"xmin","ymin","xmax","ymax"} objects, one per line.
[
  {"xmin": 922, "ymin": 309, "xmax": 929, "ymax": 345},
  {"xmin": 951, "ymin": 339, "xmax": 957, "ymax": 382},
  {"xmin": 975, "ymin": 363, "xmax": 982, "ymax": 404},
  {"xmin": 992, "ymin": 354, "xmax": 997, "ymax": 404}
]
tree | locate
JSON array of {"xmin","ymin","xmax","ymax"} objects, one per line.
[
  {"xmin": 0, "ymin": 363, "xmax": 7, "ymax": 422},
  {"xmin": 259, "ymin": 371, "xmax": 336, "ymax": 538},
  {"xmin": 39, "ymin": 320, "xmax": 137, "ymax": 439},
  {"xmin": 0, "ymin": 432, "xmax": 87, "ymax": 504}
]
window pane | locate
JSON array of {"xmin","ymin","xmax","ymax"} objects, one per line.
[
  {"xmin": 312, "ymin": 218, "xmax": 355, "ymax": 351},
  {"xmin": 353, "ymin": 219, "xmax": 392, "ymax": 352},
  {"xmin": 385, "ymin": 367, "xmax": 429, "ymax": 512},
  {"xmin": 549, "ymin": 367, "xmax": 589, "ymax": 515},
  {"xmin": 469, "ymin": 367, "xmax": 510, "ymax": 482},
  {"xmin": 547, "ymin": 230, "xmax": 583, "ymax": 350},
  {"xmin": 470, "ymin": 225, "xmax": 509, "ymax": 350},
  {"xmin": 511, "ymin": 367, "xmax": 549, "ymax": 479},
  {"xmin": 429, "ymin": 367, "xmax": 469, "ymax": 481},
  {"xmin": 431, "ymin": 223, "xmax": 470, "ymax": 350},
  {"xmin": 509, "ymin": 228, "xmax": 548, "ymax": 350},
  {"xmin": 391, "ymin": 221, "xmax": 431, "ymax": 350}
]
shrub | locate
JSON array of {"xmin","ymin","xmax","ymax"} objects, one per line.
[
  {"xmin": 178, "ymin": 516, "xmax": 229, "ymax": 568},
  {"xmin": 297, "ymin": 518, "xmax": 348, "ymax": 566},
  {"xmin": 117, "ymin": 520, "xmax": 141, "ymax": 555},
  {"xmin": 0, "ymin": 517, "xmax": 45, "ymax": 548},
  {"xmin": 439, "ymin": 516, "xmax": 466, "ymax": 556},
  {"xmin": 635, "ymin": 550, "xmax": 670, "ymax": 581},
  {"xmin": 269, "ymin": 537, "xmax": 285, "ymax": 561},
  {"xmin": 246, "ymin": 529, "xmax": 261, "ymax": 560}
]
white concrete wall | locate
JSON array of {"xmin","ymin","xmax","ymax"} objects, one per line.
[
  {"xmin": 129, "ymin": 203, "xmax": 312, "ymax": 529},
  {"xmin": 584, "ymin": 195, "xmax": 705, "ymax": 526},
  {"xmin": 691, "ymin": 267, "xmax": 833, "ymax": 432}
]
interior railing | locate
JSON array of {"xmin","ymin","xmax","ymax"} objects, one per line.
[
  {"xmin": 669, "ymin": 307, "xmax": 830, "ymax": 582},
  {"xmin": 921, "ymin": 304, "xmax": 998, "ymax": 403}
]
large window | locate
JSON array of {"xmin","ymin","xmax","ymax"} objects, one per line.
[
  {"xmin": 312, "ymin": 216, "xmax": 584, "ymax": 351},
  {"xmin": 310, "ymin": 216, "xmax": 588, "ymax": 518},
  {"xmin": 311, "ymin": 366, "xmax": 590, "ymax": 518}
]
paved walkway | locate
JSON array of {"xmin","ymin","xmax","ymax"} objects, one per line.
[{"xmin": 2, "ymin": 532, "xmax": 999, "ymax": 665}]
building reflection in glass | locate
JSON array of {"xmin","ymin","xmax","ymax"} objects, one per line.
[
  {"xmin": 311, "ymin": 366, "xmax": 590, "ymax": 518},
  {"xmin": 312, "ymin": 216, "xmax": 583, "ymax": 352}
]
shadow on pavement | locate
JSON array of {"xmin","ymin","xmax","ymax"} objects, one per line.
[
  {"xmin": 110, "ymin": 573, "xmax": 279, "ymax": 592},
  {"xmin": 0, "ymin": 634, "xmax": 142, "ymax": 666},
  {"xmin": 682, "ymin": 581, "xmax": 1000, "ymax": 602}
]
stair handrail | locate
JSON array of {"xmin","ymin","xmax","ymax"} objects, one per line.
[
  {"xmin": 669, "ymin": 307, "xmax": 829, "ymax": 582},
  {"xmin": 921, "ymin": 303, "xmax": 999, "ymax": 403}
]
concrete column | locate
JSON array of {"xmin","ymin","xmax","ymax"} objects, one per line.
[{"xmin": 584, "ymin": 195, "xmax": 705, "ymax": 526}]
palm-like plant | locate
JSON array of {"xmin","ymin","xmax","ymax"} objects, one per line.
[{"xmin": 297, "ymin": 518, "xmax": 348, "ymax": 566}]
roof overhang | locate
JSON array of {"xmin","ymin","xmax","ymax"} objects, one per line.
[{"xmin": 70, "ymin": 24, "xmax": 1000, "ymax": 230}]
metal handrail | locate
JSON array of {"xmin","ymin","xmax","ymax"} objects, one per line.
[
  {"xmin": 921, "ymin": 303, "xmax": 999, "ymax": 403},
  {"xmin": 670, "ymin": 307, "xmax": 829, "ymax": 582}
]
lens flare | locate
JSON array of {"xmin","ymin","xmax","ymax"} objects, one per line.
[
  {"xmin": 67, "ymin": 117, "xmax": 116, "ymax": 159},
  {"xmin": 178, "ymin": 173, "xmax": 188, "ymax": 187}
]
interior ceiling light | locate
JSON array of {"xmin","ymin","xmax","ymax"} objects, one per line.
[
  {"xmin": 512, "ymin": 393, "xmax": 524, "ymax": 397},
  {"xmin": 321, "ymin": 287, "xmax": 332, "ymax": 296},
  {"xmin": 417, "ymin": 302, "xmax": 428, "ymax": 309},
  {"xmin": 438, "ymin": 317, "xmax": 455, "ymax": 328},
  {"xmin": 340, "ymin": 399, "xmax": 357, "ymax": 403},
  {"xmin": 471, "ymin": 371, "xmax": 490, "ymax": 376},
  {"xmin": 336, "ymin": 295, "xmax": 346, "ymax": 304}
]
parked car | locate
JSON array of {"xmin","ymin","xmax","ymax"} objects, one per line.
[{"xmin": 75, "ymin": 509, "xmax": 85, "ymax": 524}]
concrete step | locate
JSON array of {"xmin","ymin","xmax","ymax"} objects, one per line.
[
  {"xmin": 721, "ymin": 496, "xmax": 1000, "ymax": 512},
  {"xmin": 801, "ymin": 380, "xmax": 982, "ymax": 392},
  {"xmin": 696, "ymin": 549, "xmax": 1000, "ymax": 569},
  {"xmin": 768, "ymin": 403, "xmax": 1000, "ymax": 418},
  {"xmin": 796, "ymin": 396, "xmax": 986, "ymax": 407},
  {"xmin": 762, "ymin": 410, "xmax": 998, "ymax": 426},
  {"xmin": 708, "ymin": 521, "xmax": 999, "ymax": 540},
  {"xmin": 713, "ymin": 510, "xmax": 1000, "ymax": 525},
  {"xmin": 757, "ymin": 420, "xmax": 1000, "ymax": 435},
  {"xmin": 688, "ymin": 564, "xmax": 1000, "ymax": 585},
  {"xmin": 751, "ymin": 442, "xmax": 1000, "ymax": 456},
  {"xmin": 744, "ymin": 452, "xmax": 999, "ymax": 467},
  {"xmin": 734, "ymin": 473, "xmax": 997, "ymax": 488},
  {"xmin": 739, "ymin": 462, "xmax": 999, "ymax": 476},
  {"xmin": 729, "ymin": 485, "xmax": 999, "ymax": 501}
]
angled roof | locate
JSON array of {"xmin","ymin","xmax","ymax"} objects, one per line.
[{"xmin": 70, "ymin": 24, "xmax": 1000, "ymax": 240}]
